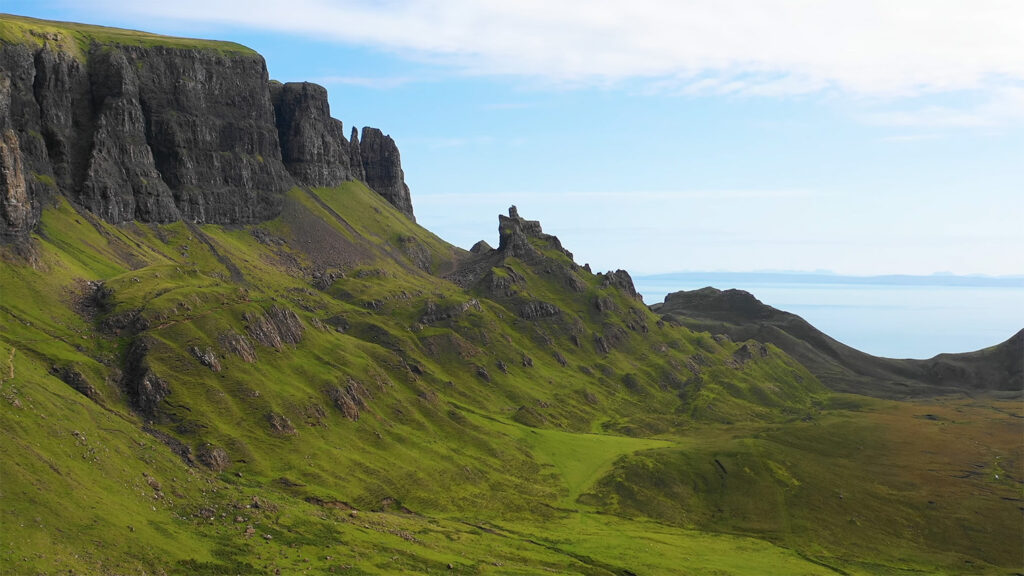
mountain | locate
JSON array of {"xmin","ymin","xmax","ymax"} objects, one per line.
[
  {"xmin": 1, "ymin": 15, "xmax": 1021, "ymax": 576},
  {"xmin": 0, "ymin": 14, "xmax": 413, "ymax": 245},
  {"xmin": 652, "ymin": 287, "xmax": 1024, "ymax": 398}
]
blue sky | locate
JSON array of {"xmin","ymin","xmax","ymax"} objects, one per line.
[{"xmin": 6, "ymin": 1, "xmax": 1024, "ymax": 276}]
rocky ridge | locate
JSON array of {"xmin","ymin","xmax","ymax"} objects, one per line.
[
  {"xmin": 0, "ymin": 15, "xmax": 415, "ymax": 243},
  {"xmin": 653, "ymin": 286, "xmax": 1024, "ymax": 396}
]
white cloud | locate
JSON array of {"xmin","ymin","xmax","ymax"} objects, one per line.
[
  {"xmin": 93, "ymin": 0, "xmax": 1024, "ymax": 98},
  {"xmin": 861, "ymin": 87, "xmax": 1024, "ymax": 128}
]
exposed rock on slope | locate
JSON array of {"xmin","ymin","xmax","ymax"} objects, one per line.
[
  {"xmin": 447, "ymin": 206, "xmax": 575, "ymax": 288},
  {"xmin": 498, "ymin": 205, "xmax": 572, "ymax": 261},
  {"xmin": 449, "ymin": 207, "xmax": 642, "ymax": 318},
  {"xmin": 0, "ymin": 15, "xmax": 415, "ymax": 243},
  {"xmin": 653, "ymin": 286, "xmax": 1024, "ymax": 397}
]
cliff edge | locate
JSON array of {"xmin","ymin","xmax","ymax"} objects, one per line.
[{"xmin": 0, "ymin": 14, "xmax": 415, "ymax": 243}]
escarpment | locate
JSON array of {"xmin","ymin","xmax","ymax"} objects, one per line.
[
  {"xmin": 270, "ymin": 81, "xmax": 415, "ymax": 221},
  {"xmin": 0, "ymin": 16, "xmax": 414, "ymax": 243}
]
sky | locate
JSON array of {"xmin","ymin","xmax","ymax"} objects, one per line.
[{"xmin": 5, "ymin": 1, "xmax": 1024, "ymax": 277}]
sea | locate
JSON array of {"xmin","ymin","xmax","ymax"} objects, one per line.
[{"xmin": 633, "ymin": 272, "xmax": 1024, "ymax": 360}]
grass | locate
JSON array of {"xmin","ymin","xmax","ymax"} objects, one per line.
[
  {"xmin": 517, "ymin": 426, "xmax": 673, "ymax": 507},
  {"xmin": 506, "ymin": 513, "xmax": 841, "ymax": 576},
  {"xmin": 0, "ymin": 13, "xmax": 257, "ymax": 58},
  {"xmin": 582, "ymin": 397, "xmax": 1024, "ymax": 573},
  {"xmin": 1, "ymin": 178, "xmax": 1020, "ymax": 575}
]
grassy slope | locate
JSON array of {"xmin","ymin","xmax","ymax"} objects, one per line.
[
  {"xmin": 584, "ymin": 396, "xmax": 1024, "ymax": 573},
  {"xmin": 1, "ymin": 183, "xmax": 1021, "ymax": 575},
  {"xmin": 0, "ymin": 13, "xmax": 255, "ymax": 57}
]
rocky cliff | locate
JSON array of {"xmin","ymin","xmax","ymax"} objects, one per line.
[
  {"xmin": 357, "ymin": 127, "xmax": 414, "ymax": 221},
  {"xmin": 0, "ymin": 15, "xmax": 415, "ymax": 243},
  {"xmin": 270, "ymin": 82, "xmax": 415, "ymax": 221}
]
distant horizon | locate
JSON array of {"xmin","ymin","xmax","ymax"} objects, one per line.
[
  {"xmin": 633, "ymin": 271, "xmax": 1023, "ymax": 359},
  {"xmin": 634, "ymin": 270, "xmax": 1024, "ymax": 284}
]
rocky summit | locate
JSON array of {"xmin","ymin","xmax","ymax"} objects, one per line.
[{"xmin": 1, "ymin": 15, "xmax": 1021, "ymax": 576}]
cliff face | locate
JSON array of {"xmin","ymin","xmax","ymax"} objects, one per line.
[
  {"xmin": 357, "ymin": 127, "xmax": 414, "ymax": 222},
  {"xmin": 0, "ymin": 16, "xmax": 415, "ymax": 243},
  {"xmin": 271, "ymin": 81, "xmax": 353, "ymax": 188},
  {"xmin": 269, "ymin": 81, "xmax": 414, "ymax": 221}
]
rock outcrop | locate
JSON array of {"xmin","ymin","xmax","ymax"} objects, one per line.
[
  {"xmin": 497, "ymin": 205, "xmax": 573, "ymax": 262},
  {"xmin": 271, "ymin": 81, "xmax": 353, "ymax": 187},
  {"xmin": 447, "ymin": 206, "xmax": 585, "ymax": 293},
  {"xmin": 0, "ymin": 17, "xmax": 416, "ymax": 243},
  {"xmin": 598, "ymin": 269, "xmax": 642, "ymax": 301},
  {"xmin": 357, "ymin": 128, "xmax": 414, "ymax": 221}
]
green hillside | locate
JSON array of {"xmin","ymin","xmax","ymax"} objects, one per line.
[
  {"xmin": 0, "ymin": 13, "xmax": 256, "ymax": 57},
  {"xmin": 2, "ymin": 181, "xmax": 1020, "ymax": 575}
]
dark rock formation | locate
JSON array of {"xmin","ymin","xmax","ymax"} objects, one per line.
[
  {"xmin": 517, "ymin": 300, "xmax": 562, "ymax": 320},
  {"xmin": 0, "ymin": 21, "xmax": 417, "ymax": 244},
  {"xmin": 266, "ymin": 411, "xmax": 296, "ymax": 435},
  {"xmin": 266, "ymin": 306, "xmax": 305, "ymax": 344},
  {"xmin": 599, "ymin": 269, "xmax": 642, "ymax": 301},
  {"xmin": 447, "ymin": 206, "xmax": 575, "ymax": 288},
  {"xmin": 219, "ymin": 330, "xmax": 257, "ymax": 362},
  {"xmin": 268, "ymin": 83, "xmax": 416, "ymax": 217},
  {"xmin": 595, "ymin": 295, "xmax": 616, "ymax": 312},
  {"xmin": 52, "ymin": 364, "xmax": 99, "ymax": 400},
  {"xmin": 470, "ymin": 240, "xmax": 492, "ymax": 254},
  {"xmin": 123, "ymin": 337, "xmax": 169, "ymax": 416},
  {"xmin": 420, "ymin": 299, "xmax": 482, "ymax": 325},
  {"xmin": 729, "ymin": 343, "xmax": 768, "ymax": 368},
  {"xmin": 475, "ymin": 365, "xmax": 491, "ymax": 382},
  {"xmin": 325, "ymin": 378, "xmax": 370, "ymax": 421},
  {"xmin": 244, "ymin": 306, "xmax": 304, "ymax": 350},
  {"xmin": 271, "ymin": 81, "xmax": 353, "ymax": 187},
  {"xmin": 358, "ymin": 128, "xmax": 414, "ymax": 221},
  {"xmin": 197, "ymin": 444, "xmax": 230, "ymax": 472},
  {"xmin": 79, "ymin": 47, "xmax": 180, "ymax": 223},
  {"xmin": 1, "ymin": 42, "xmax": 55, "ymax": 242},
  {"xmin": 485, "ymin": 266, "xmax": 524, "ymax": 297},
  {"xmin": 0, "ymin": 38, "xmax": 289, "ymax": 235},
  {"xmin": 348, "ymin": 127, "xmax": 365, "ymax": 182},
  {"xmin": 0, "ymin": 127, "xmax": 33, "ymax": 241},
  {"xmin": 497, "ymin": 205, "xmax": 572, "ymax": 262}
]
